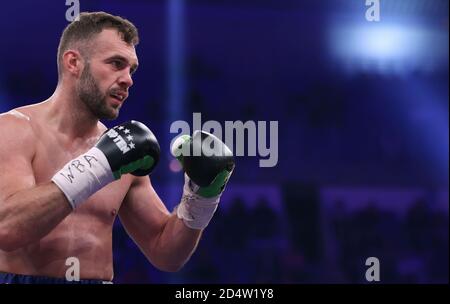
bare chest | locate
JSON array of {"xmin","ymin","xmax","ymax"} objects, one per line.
[{"xmin": 31, "ymin": 129, "xmax": 132, "ymax": 220}]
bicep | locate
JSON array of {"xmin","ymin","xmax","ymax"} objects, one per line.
[
  {"xmin": 118, "ymin": 176, "xmax": 171, "ymax": 254},
  {"xmin": 0, "ymin": 115, "xmax": 36, "ymax": 202}
]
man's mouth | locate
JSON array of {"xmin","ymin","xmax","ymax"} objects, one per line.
[{"xmin": 109, "ymin": 91, "xmax": 127, "ymax": 102}]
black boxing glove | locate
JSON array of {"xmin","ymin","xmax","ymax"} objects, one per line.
[
  {"xmin": 171, "ymin": 131, "xmax": 235, "ymax": 229},
  {"xmin": 52, "ymin": 120, "xmax": 160, "ymax": 209},
  {"xmin": 95, "ymin": 120, "xmax": 160, "ymax": 178}
]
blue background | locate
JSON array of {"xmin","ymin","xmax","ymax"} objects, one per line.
[{"xmin": 0, "ymin": 0, "xmax": 448, "ymax": 283}]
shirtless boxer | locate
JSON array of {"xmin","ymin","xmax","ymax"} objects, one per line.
[{"xmin": 0, "ymin": 12, "xmax": 234, "ymax": 284}]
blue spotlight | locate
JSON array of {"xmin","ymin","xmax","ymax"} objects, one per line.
[{"xmin": 329, "ymin": 22, "xmax": 449, "ymax": 75}]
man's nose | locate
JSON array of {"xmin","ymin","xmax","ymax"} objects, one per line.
[{"xmin": 118, "ymin": 71, "xmax": 133, "ymax": 88}]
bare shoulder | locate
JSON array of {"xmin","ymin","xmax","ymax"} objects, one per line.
[
  {"xmin": 0, "ymin": 107, "xmax": 36, "ymax": 156},
  {"xmin": 0, "ymin": 108, "xmax": 34, "ymax": 134}
]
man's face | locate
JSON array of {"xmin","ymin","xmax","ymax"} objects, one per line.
[{"xmin": 76, "ymin": 29, "xmax": 139, "ymax": 120}]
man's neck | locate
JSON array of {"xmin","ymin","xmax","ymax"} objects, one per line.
[{"xmin": 47, "ymin": 86, "xmax": 100, "ymax": 139}]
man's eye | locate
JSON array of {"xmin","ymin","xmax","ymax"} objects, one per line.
[{"xmin": 111, "ymin": 61, "xmax": 123, "ymax": 68}]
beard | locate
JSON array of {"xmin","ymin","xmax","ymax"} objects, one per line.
[{"xmin": 76, "ymin": 63, "xmax": 120, "ymax": 120}]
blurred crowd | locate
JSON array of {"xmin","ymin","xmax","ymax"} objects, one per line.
[
  {"xmin": 112, "ymin": 192, "xmax": 449, "ymax": 284},
  {"xmin": 330, "ymin": 197, "xmax": 448, "ymax": 283}
]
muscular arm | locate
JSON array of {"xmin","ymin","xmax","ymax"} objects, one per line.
[
  {"xmin": 0, "ymin": 113, "xmax": 72, "ymax": 252},
  {"xmin": 119, "ymin": 176, "xmax": 202, "ymax": 272}
]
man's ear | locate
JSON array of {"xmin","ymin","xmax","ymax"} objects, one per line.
[{"xmin": 62, "ymin": 50, "xmax": 84, "ymax": 77}]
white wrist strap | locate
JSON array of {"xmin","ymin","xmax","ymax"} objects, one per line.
[
  {"xmin": 176, "ymin": 175, "xmax": 220, "ymax": 230},
  {"xmin": 52, "ymin": 147, "xmax": 114, "ymax": 209}
]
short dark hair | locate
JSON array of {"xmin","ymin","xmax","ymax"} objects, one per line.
[{"xmin": 57, "ymin": 11, "xmax": 139, "ymax": 77}]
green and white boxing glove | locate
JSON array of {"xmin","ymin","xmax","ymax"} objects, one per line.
[
  {"xmin": 172, "ymin": 131, "xmax": 235, "ymax": 230},
  {"xmin": 52, "ymin": 120, "xmax": 160, "ymax": 209}
]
